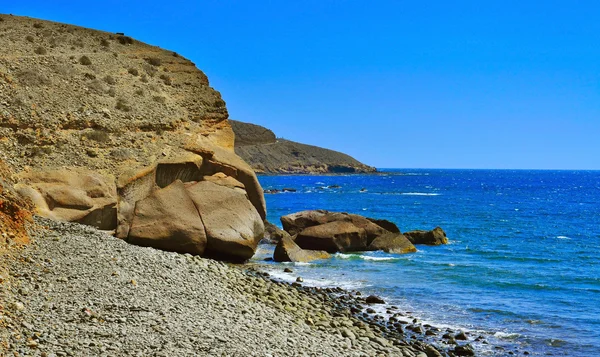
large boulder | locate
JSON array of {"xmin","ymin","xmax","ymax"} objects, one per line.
[
  {"xmin": 273, "ymin": 235, "xmax": 331, "ymax": 263},
  {"xmin": 128, "ymin": 180, "xmax": 207, "ymax": 255},
  {"xmin": 262, "ymin": 221, "xmax": 291, "ymax": 244},
  {"xmin": 186, "ymin": 181, "xmax": 264, "ymax": 261},
  {"xmin": 16, "ymin": 169, "xmax": 117, "ymax": 230},
  {"xmin": 281, "ymin": 210, "xmax": 387, "ymax": 245},
  {"xmin": 367, "ymin": 232, "xmax": 416, "ymax": 254},
  {"xmin": 404, "ymin": 227, "xmax": 448, "ymax": 245},
  {"xmin": 295, "ymin": 221, "xmax": 367, "ymax": 253},
  {"xmin": 116, "ymin": 166, "xmax": 157, "ymax": 238}
]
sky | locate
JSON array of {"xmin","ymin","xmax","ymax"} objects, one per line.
[{"xmin": 3, "ymin": 1, "xmax": 600, "ymax": 169}]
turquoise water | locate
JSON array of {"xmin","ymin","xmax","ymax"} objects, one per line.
[{"xmin": 253, "ymin": 169, "xmax": 600, "ymax": 356}]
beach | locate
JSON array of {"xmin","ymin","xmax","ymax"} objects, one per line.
[{"xmin": 1, "ymin": 217, "xmax": 445, "ymax": 357}]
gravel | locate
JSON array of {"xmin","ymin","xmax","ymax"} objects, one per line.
[{"xmin": 1, "ymin": 217, "xmax": 442, "ymax": 356}]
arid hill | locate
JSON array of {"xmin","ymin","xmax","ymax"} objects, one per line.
[
  {"xmin": 230, "ymin": 120, "xmax": 376, "ymax": 174},
  {"xmin": 0, "ymin": 14, "xmax": 265, "ymax": 261}
]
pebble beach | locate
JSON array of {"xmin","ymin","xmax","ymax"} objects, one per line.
[{"xmin": 1, "ymin": 218, "xmax": 448, "ymax": 357}]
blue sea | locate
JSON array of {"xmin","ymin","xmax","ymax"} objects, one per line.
[{"xmin": 251, "ymin": 169, "xmax": 600, "ymax": 356}]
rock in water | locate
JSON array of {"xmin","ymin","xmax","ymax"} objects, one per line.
[
  {"xmin": 404, "ymin": 227, "xmax": 448, "ymax": 245},
  {"xmin": 273, "ymin": 235, "xmax": 331, "ymax": 263},
  {"xmin": 187, "ymin": 181, "xmax": 264, "ymax": 262},
  {"xmin": 295, "ymin": 221, "xmax": 367, "ymax": 253},
  {"xmin": 367, "ymin": 232, "xmax": 417, "ymax": 254},
  {"xmin": 128, "ymin": 180, "xmax": 207, "ymax": 255},
  {"xmin": 365, "ymin": 295, "xmax": 385, "ymax": 304},
  {"xmin": 280, "ymin": 210, "xmax": 387, "ymax": 242}
]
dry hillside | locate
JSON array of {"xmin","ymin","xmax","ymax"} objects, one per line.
[
  {"xmin": 230, "ymin": 120, "xmax": 376, "ymax": 174},
  {"xmin": 0, "ymin": 14, "xmax": 233, "ymax": 175}
]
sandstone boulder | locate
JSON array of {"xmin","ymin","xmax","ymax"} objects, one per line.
[
  {"xmin": 17, "ymin": 169, "xmax": 117, "ymax": 230},
  {"xmin": 186, "ymin": 181, "xmax": 264, "ymax": 261},
  {"xmin": 295, "ymin": 221, "xmax": 367, "ymax": 253},
  {"xmin": 128, "ymin": 180, "xmax": 207, "ymax": 255},
  {"xmin": 262, "ymin": 221, "xmax": 291, "ymax": 244},
  {"xmin": 404, "ymin": 227, "xmax": 448, "ymax": 245},
  {"xmin": 367, "ymin": 232, "xmax": 417, "ymax": 254},
  {"xmin": 273, "ymin": 235, "xmax": 331, "ymax": 263}
]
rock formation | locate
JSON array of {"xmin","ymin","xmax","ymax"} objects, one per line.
[
  {"xmin": 278, "ymin": 210, "xmax": 419, "ymax": 255},
  {"xmin": 230, "ymin": 120, "xmax": 376, "ymax": 174},
  {"xmin": 0, "ymin": 15, "xmax": 265, "ymax": 261}
]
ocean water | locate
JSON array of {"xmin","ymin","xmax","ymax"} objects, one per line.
[{"xmin": 251, "ymin": 169, "xmax": 600, "ymax": 356}]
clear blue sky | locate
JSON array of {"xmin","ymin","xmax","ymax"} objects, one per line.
[{"xmin": 4, "ymin": 1, "xmax": 600, "ymax": 169}]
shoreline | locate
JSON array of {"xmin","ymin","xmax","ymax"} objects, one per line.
[
  {"xmin": 1, "ymin": 218, "xmax": 444, "ymax": 357},
  {"xmin": 249, "ymin": 250, "xmax": 532, "ymax": 357}
]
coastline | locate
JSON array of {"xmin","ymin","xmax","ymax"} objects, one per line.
[{"xmin": 2, "ymin": 218, "xmax": 444, "ymax": 357}]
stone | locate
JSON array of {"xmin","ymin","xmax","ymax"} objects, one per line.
[
  {"xmin": 295, "ymin": 221, "xmax": 367, "ymax": 253},
  {"xmin": 404, "ymin": 227, "xmax": 448, "ymax": 245},
  {"xmin": 186, "ymin": 181, "xmax": 264, "ymax": 262},
  {"xmin": 367, "ymin": 232, "xmax": 417, "ymax": 254},
  {"xmin": 365, "ymin": 295, "xmax": 385, "ymax": 304},
  {"xmin": 127, "ymin": 180, "xmax": 207, "ymax": 255},
  {"xmin": 273, "ymin": 235, "xmax": 331, "ymax": 263},
  {"xmin": 453, "ymin": 344, "xmax": 475, "ymax": 356}
]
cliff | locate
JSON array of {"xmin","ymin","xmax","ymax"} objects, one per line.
[
  {"xmin": 230, "ymin": 120, "xmax": 376, "ymax": 174},
  {"xmin": 0, "ymin": 14, "xmax": 265, "ymax": 261}
]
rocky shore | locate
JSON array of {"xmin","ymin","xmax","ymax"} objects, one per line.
[{"xmin": 0, "ymin": 218, "xmax": 458, "ymax": 357}]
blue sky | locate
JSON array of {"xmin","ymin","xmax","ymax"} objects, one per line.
[{"xmin": 4, "ymin": 1, "xmax": 600, "ymax": 169}]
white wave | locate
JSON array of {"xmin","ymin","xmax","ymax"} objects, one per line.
[
  {"xmin": 556, "ymin": 236, "xmax": 571, "ymax": 240},
  {"xmin": 494, "ymin": 331, "xmax": 521, "ymax": 340},
  {"xmin": 401, "ymin": 192, "xmax": 440, "ymax": 196},
  {"xmin": 361, "ymin": 256, "xmax": 398, "ymax": 261},
  {"xmin": 334, "ymin": 253, "xmax": 398, "ymax": 262},
  {"xmin": 315, "ymin": 182, "xmax": 325, "ymax": 185}
]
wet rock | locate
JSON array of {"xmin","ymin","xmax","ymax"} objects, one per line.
[{"xmin": 365, "ymin": 295, "xmax": 385, "ymax": 304}]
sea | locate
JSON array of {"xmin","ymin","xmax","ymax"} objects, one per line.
[{"xmin": 250, "ymin": 169, "xmax": 600, "ymax": 356}]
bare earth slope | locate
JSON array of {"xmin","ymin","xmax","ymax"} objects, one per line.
[{"xmin": 230, "ymin": 120, "xmax": 376, "ymax": 174}]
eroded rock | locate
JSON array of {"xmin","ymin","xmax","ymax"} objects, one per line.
[{"xmin": 404, "ymin": 227, "xmax": 448, "ymax": 245}]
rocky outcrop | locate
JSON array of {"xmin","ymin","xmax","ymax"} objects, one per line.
[
  {"xmin": 281, "ymin": 210, "xmax": 387, "ymax": 245},
  {"xmin": 273, "ymin": 235, "xmax": 330, "ymax": 263},
  {"xmin": 0, "ymin": 15, "xmax": 266, "ymax": 261},
  {"xmin": 230, "ymin": 120, "xmax": 376, "ymax": 174},
  {"xmin": 16, "ymin": 169, "xmax": 117, "ymax": 230},
  {"xmin": 278, "ymin": 210, "xmax": 447, "ymax": 255},
  {"xmin": 404, "ymin": 227, "xmax": 448, "ymax": 245}
]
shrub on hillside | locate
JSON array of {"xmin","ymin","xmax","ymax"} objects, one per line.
[
  {"xmin": 34, "ymin": 46, "xmax": 46, "ymax": 55},
  {"xmin": 116, "ymin": 35, "xmax": 133, "ymax": 45},
  {"xmin": 128, "ymin": 68, "xmax": 139, "ymax": 76},
  {"xmin": 145, "ymin": 57, "xmax": 161, "ymax": 66},
  {"xmin": 115, "ymin": 98, "xmax": 131, "ymax": 112},
  {"xmin": 79, "ymin": 56, "xmax": 92, "ymax": 65},
  {"xmin": 104, "ymin": 75, "xmax": 116, "ymax": 85}
]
